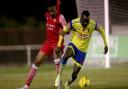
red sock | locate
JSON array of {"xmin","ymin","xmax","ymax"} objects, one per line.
[{"xmin": 25, "ymin": 64, "xmax": 38, "ymax": 86}]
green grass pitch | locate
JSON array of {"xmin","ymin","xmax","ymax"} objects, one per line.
[{"xmin": 0, "ymin": 63, "xmax": 128, "ymax": 89}]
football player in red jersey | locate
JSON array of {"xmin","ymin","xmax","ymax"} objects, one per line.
[{"xmin": 19, "ymin": 2, "xmax": 67, "ymax": 89}]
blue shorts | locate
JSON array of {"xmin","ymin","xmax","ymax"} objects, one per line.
[{"xmin": 68, "ymin": 42, "xmax": 86, "ymax": 67}]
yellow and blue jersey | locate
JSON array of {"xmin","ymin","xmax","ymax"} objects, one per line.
[
  {"xmin": 70, "ymin": 29, "xmax": 76, "ymax": 41},
  {"xmin": 70, "ymin": 17, "xmax": 97, "ymax": 53}
]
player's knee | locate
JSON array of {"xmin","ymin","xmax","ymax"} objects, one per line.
[
  {"xmin": 63, "ymin": 52, "xmax": 71, "ymax": 60},
  {"xmin": 61, "ymin": 56, "xmax": 68, "ymax": 65}
]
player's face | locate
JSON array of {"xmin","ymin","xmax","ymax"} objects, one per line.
[
  {"xmin": 81, "ymin": 15, "xmax": 90, "ymax": 27},
  {"xmin": 49, "ymin": 6, "xmax": 57, "ymax": 18}
]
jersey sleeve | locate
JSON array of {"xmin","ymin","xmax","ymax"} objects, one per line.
[
  {"xmin": 70, "ymin": 18, "xmax": 80, "ymax": 30},
  {"xmin": 59, "ymin": 14, "xmax": 69, "ymax": 33},
  {"xmin": 59, "ymin": 14, "xmax": 67, "ymax": 27}
]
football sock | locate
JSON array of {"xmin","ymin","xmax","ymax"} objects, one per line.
[
  {"xmin": 25, "ymin": 64, "xmax": 38, "ymax": 87},
  {"xmin": 54, "ymin": 58, "xmax": 61, "ymax": 74},
  {"xmin": 58, "ymin": 64, "xmax": 65, "ymax": 77},
  {"xmin": 55, "ymin": 63, "xmax": 60, "ymax": 74}
]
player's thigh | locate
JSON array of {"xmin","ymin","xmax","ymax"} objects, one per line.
[
  {"xmin": 64, "ymin": 47, "xmax": 74, "ymax": 58},
  {"xmin": 34, "ymin": 51, "xmax": 49, "ymax": 66}
]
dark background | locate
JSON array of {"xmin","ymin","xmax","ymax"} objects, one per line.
[{"xmin": 0, "ymin": 0, "xmax": 77, "ymax": 22}]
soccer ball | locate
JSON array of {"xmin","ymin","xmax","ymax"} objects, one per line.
[{"xmin": 78, "ymin": 76, "xmax": 90, "ymax": 88}]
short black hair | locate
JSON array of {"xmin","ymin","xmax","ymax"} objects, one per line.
[{"xmin": 82, "ymin": 10, "xmax": 90, "ymax": 17}]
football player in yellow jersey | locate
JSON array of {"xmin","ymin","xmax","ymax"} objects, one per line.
[{"xmin": 55, "ymin": 10, "xmax": 108, "ymax": 89}]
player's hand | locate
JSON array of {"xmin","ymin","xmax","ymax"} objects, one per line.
[
  {"xmin": 53, "ymin": 46, "xmax": 62, "ymax": 59},
  {"xmin": 55, "ymin": 46, "xmax": 61, "ymax": 53},
  {"xmin": 104, "ymin": 46, "xmax": 108, "ymax": 54}
]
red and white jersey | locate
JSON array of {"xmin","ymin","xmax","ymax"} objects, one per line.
[{"xmin": 45, "ymin": 12, "xmax": 67, "ymax": 43}]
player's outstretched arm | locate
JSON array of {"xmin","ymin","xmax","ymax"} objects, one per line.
[
  {"xmin": 97, "ymin": 26, "xmax": 108, "ymax": 54},
  {"xmin": 53, "ymin": 26, "xmax": 64, "ymax": 60},
  {"xmin": 57, "ymin": 27, "xmax": 65, "ymax": 48}
]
